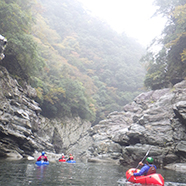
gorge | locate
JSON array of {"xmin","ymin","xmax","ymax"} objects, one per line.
[{"xmin": 1, "ymin": 35, "xmax": 186, "ymax": 171}]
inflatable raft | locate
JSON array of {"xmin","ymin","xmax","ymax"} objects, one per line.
[
  {"xmin": 35, "ymin": 160, "xmax": 49, "ymax": 166},
  {"xmin": 59, "ymin": 159, "xmax": 66, "ymax": 162},
  {"xmin": 66, "ymin": 160, "xmax": 76, "ymax": 163},
  {"xmin": 126, "ymin": 168, "xmax": 164, "ymax": 186}
]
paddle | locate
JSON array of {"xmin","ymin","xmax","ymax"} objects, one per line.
[{"xmin": 126, "ymin": 146, "xmax": 152, "ymax": 182}]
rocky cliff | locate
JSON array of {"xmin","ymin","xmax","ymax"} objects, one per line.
[
  {"xmin": 0, "ymin": 35, "xmax": 92, "ymax": 160},
  {"xmin": 87, "ymin": 80, "xmax": 186, "ymax": 168},
  {"xmin": 0, "ymin": 65, "xmax": 92, "ymax": 160}
]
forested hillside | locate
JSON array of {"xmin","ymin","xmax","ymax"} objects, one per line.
[{"xmin": 0, "ymin": 0, "xmax": 146, "ymax": 124}]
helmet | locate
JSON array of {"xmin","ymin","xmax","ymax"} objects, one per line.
[
  {"xmin": 42, "ymin": 151, "xmax": 45, "ymax": 156},
  {"xmin": 146, "ymin": 157, "xmax": 153, "ymax": 163}
]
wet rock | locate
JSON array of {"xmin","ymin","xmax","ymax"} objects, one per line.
[{"xmin": 164, "ymin": 163, "xmax": 186, "ymax": 172}]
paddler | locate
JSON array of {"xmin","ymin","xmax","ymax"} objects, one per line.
[
  {"xmin": 131, "ymin": 157, "xmax": 157, "ymax": 176},
  {"xmin": 59, "ymin": 153, "xmax": 66, "ymax": 160},
  {"xmin": 37, "ymin": 151, "xmax": 48, "ymax": 162},
  {"xmin": 66, "ymin": 153, "xmax": 74, "ymax": 161}
]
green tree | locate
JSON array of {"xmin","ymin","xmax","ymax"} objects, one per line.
[
  {"xmin": 0, "ymin": 0, "xmax": 44, "ymax": 82},
  {"xmin": 142, "ymin": 0, "xmax": 186, "ymax": 89}
]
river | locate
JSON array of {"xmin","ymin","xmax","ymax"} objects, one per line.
[{"xmin": 0, "ymin": 159, "xmax": 186, "ymax": 186}]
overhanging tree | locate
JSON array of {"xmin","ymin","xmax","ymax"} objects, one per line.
[{"xmin": 142, "ymin": 0, "xmax": 186, "ymax": 90}]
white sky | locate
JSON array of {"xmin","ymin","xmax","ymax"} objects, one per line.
[{"xmin": 77, "ymin": 0, "xmax": 167, "ymax": 47}]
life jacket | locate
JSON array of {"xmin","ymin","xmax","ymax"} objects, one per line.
[
  {"xmin": 146, "ymin": 165, "xmax": 156, "ymax": 175},
  {"xmin": 69, "ymin": 155, "xmax": 73, "ymax": 160},
  {"xmin": 41, "ymin": 155, "xmax": 45, "ymax": 160},
  {"xmin": 42, "ymin": 155, "xmax": 48, "ymax": 161}
]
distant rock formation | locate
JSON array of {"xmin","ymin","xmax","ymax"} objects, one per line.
[{"xmin": 87, "ymin": 80, "xmax": 186, "ymax": 168}]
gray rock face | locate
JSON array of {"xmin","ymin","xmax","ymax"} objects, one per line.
[
  {"xmin": 0, "ymin": 65, "xmax": 52, "ymax": 159},
  {"xmin": 87, "ymin": 81, "xmax": 186, "ymax": 168},
  {"xmin": 0, "ymin": 65, "xmax": 92, "ymax": 160},
  {"xmin": 0, "ymin": 34, "xmax": 7, "ymax": 60}
]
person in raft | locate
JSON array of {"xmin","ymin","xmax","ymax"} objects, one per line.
[
  {"xmin": 37, "ymin": 151, "xmax": 48, "ymax": 162},
  {"xmin": 132, "ymin": 157, "xmax": 157, "ymax": 176},
  {"xmin": 59, "ymin": 153, "xmax": 66, "ymax": 160},
  {"xmin": 66, "ymin": 154, "xmax": 74, "ymax": 161}
]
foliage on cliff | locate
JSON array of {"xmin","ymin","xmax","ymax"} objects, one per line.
[
  {"xmin": 0, "ymin": 0, "xmax": 146, "ymax": 124},
  {"xmin": 141, "ymin": 0, "xmax": 186, "ymax": 90},
  {"xmin": 0, "ymin": 0, "xmax": 44, "ymax": 81}
]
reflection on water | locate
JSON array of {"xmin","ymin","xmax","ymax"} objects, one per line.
[
  {"xmin": 0, "ymin": 159, "xmax": 125, "ymax": 186},
  {"xmin": 36, "ymin": 165, "xmax": 47, "ymax": 181},
  {"xmin": 0, "ymin": 159, "xmax": 186, "ymax": 186}
]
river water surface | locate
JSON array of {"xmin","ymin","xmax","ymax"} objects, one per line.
[{"xmin": 0, "ymin": 159, "xmax": 186, "ymax": 186}]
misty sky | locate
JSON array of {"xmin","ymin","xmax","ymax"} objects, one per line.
[{"xmin": 78, "ymin": 0, "xmax": 166, "ymax": 47}]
